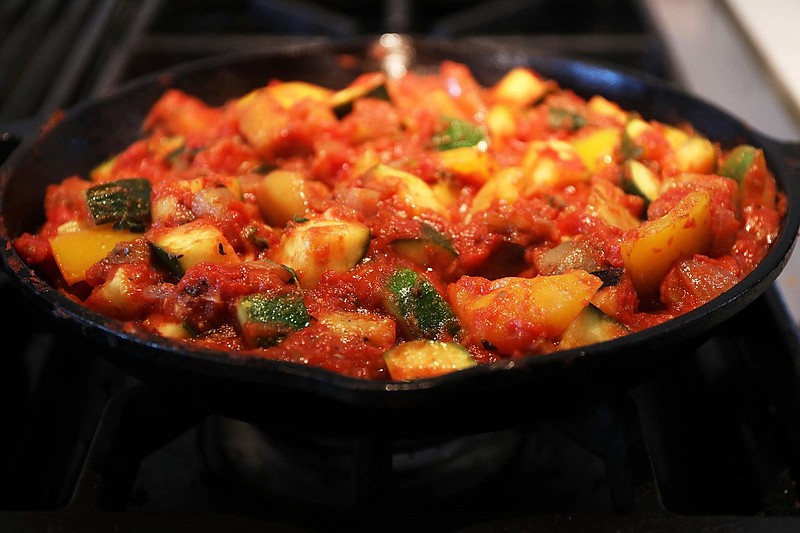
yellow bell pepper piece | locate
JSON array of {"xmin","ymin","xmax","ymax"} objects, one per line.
[
  {"xmin": 49, "ymin": 227, "xmax": 139, "ymax": 285},
  {"xmin": 449, "ymin": 271, "xmax": 603, "ymax": 353},
  {"xmin": 267, "ymin": 81, "xmax": 332, "ymax": 109},
  {"xmin": 521, "ymin": 140, "xmax": 588, "ymax": 191},
  {"xmin": 661, "ymin": 125, "xmax": 690, "ymax": 152},
  {"xmin": 571, "ymin": 127, "xmax": 621, "ymax": 172},
  {"xmin": 587, "ymin": 95, "xmax": 628, "ymax": 123},
  {"xmin": 491, "ymin": 67, "xmax": 548, "ymax": 107},
  {"xmin": 468, "ymin": 167, "xmax": 525, "ymax": 216},
  {"xmin": 486, "ymin": 103, "xmax": 517, "ymax": 144},
  {"xmin": 439, "ymin": 146, "xmax": 492, "ymax": 184},
  {"xmin": 620, "ymin": 190, "xmax": 713, "ymax": 298}
]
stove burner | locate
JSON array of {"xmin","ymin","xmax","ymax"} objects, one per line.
[
  {"xmin": 198, "ymin": 416, "xmax": 526, "ymax": 510},
  {"xmin": 116, "ymin": 393, "xmax": 649, "ymax": 530}
]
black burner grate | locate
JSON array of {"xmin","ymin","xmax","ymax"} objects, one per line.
[{"xmin": 0, "ymin": 0, "xmax": 668, "ymax": 126}]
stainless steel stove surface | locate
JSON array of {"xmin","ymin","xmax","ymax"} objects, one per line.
[{"xmin": 2, "ymin": 1, "xmax": 800, "ymax": 531}]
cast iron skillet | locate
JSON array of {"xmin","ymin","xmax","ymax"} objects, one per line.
[{"xmin": 1, "ymin": 37, "xmax": 799, "ymax": 437}]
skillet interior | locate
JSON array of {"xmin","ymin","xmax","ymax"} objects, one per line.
[{"xmin": 1, "ymin": 38, "xmax": 798, "ymax": 436}]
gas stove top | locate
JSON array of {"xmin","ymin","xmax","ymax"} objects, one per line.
[
  {"xmin": 1, "ymin": 271, "xmax": 799, "ymax": 531},
  {"xmin": 1, "ymin": 1, "xmax": 800, "ymax": 531},
  {"xmin": 0, "ymin": 0, "xmax": 668, "ymax": 125}
]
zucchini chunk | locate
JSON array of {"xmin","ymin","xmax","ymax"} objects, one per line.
[
  {"xmin": 382, "ymin": 267, "xmax": 460, "ymax": 340},
  {"xmin": 620, "ymin": 118, "xmax": 652, "ymax": 159},
  {"xmin": 719, "ymin": 144, "xmax": 757, "ymax": 183},
  {"xmin": 90, "ymin": 155, "xmax": 117, "ymax": 182},
  {"xmin": 521, "ymin": 139, "xmax": 588, "ymax": 190},
  {"xmin": 620, "ymin": 190, "xmax": 713, "ymax": 299},
  {"xmin": 587, "ymin": 180, "xmax": 641, "ymax": 231},
  {"xmin": 536, "ymin": 241, "xmax": 599, "ymax": 276},
  {"xmin": 150, "ymin": 320, "xmax": 193, "ymax": 340},
  {"xmin": 383, "ymin": 340, "xmax": 477, "ymax": 381},
  {"xmin": 432, "ymin": 116, "xmax": 488, "ymax": 151},
  {"xmin": 468, "ymin": 167, "xmax": 525, "ymax": 216},
  {"xmin": 390, "ymin": 222, "xmax": 458, "ymax": 269},
  {"xmin": 586, "ymin": 95, "xmax": 628, "ymax": 122},
  {"xmin": 330, "ymin": 71, "xmax": 388, "ymax": 117},
  {"xmin": 149, "ymin": 219, "xmax": 240, "ymax": 277},
  {"xmin": 559, "ymin": 304, "xmax": 630, "ymax": 350},
  {"xmin": 486, "ymin": 103, "xmax": 517, "ymax": 142},
  {"xmin": 548, "ymin": 107, "xmax": 586, "ymax": 131},
  {"xmin": 236, "ymin": 293, "xmax": 310, "ymax": 347},
  {"xmin": 84, "ymin": 264, "xmax": 150, "ymax": 319},
  {"xmin": 620, "ymin": 117, "xmax": 670, "ymax": 162},
  {"xmin": 272, "ymin": 218, "xmax": 371, "ymax": 288},
  {"xmin": 622, "ymin": 159, "xmax": 661, "ymax": 207},
  {"xmin": 265, "ymin": 81, "xmax": 332, "ymax": 109},
  {"xmin": 570, "ymin": 127, "xmax": 621, "ymax": 172},
  {"xmin": 84, "ymin": 178, "xmax": 151, "ymax": 232},
  {"xmin": 316, "ymin": 310, "xmax": 396, "ymax": 349},
  {"xmin": 438, "ymin": 146, "xmax": 492, "ymax": 184}
]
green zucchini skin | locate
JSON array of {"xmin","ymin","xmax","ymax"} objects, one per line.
[
  {"xmin": 236, "ymin": 293, "xmax": 310, "ymax": 348},
  {"xmin": 622, "ymin": 159, "xmax": 660, "ymax": 207},
  {"xmin": 84, "ymin": 177, "xmax": 152, "ymax": 232},
  {"xmin": 719, "ymin": 145, "xmax": 757, "ymax": 183},
  {"xmin": 619, "ymin": 118, "xmax": 651, "ymax": 160},
  {"xmin": 432, "ymin": 116, "xmax": 487, "ymax": 151},
  {"xmin": 559, "ymin": 304, "xmax": 629, "ymax": 350},
  {"xmin": 547, "ymin": 107, "xmax": 586, "ymax": 131},
  {"xmin": 150, "ymin": 244, "xmax": 185, "ymax": 278},
  {"xmin": 383, "ymin": 267, "xmax": 460, "ymax": 340},
  {"xmin": 148, "ymin": 220, "xmax": 238, "ymax": 278},
  {"xmin": 390, "ymin": 222, "xmax": 458, "ymax": 269},
  {"xmin": 333, "ymin": 83, "xmax": 389, "ymax": 119}
]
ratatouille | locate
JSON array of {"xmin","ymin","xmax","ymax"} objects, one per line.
[{"xmin": 13, "ymin": 62, "xmax": 784, "ymax": 380}]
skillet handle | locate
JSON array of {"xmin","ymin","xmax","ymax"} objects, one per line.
[
  {"xmin": 0, "ymin": 118, "xmax": 38, "ymax": 164},
  {"xmin": 761, "ymin": 136, "xmax": 800, "ymax": 177},
  {"xmin": 783, "ymin": 142, "xmax": 800, "ymax": 175},
  {"xmin": 0, "ymin": 132, "xmax": 21, "ymax": 165}
]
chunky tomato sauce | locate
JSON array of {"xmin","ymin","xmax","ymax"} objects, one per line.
[{"xmin": 14, "ymin": 62, "xmax": 785, "ymax": 380}]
